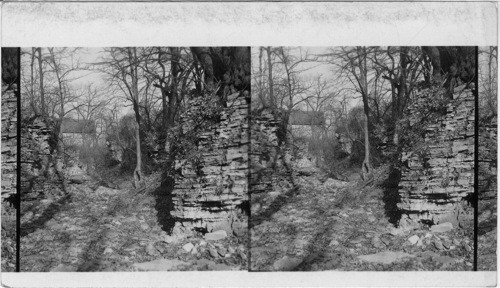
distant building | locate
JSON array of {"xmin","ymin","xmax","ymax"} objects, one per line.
[
  {"xmin": 288, "ymin": 110, "xmax": 325, "ymax": 139},
  {"xmin": 60, "ymin": 118, "xmax": 96, "ymax": 146}
]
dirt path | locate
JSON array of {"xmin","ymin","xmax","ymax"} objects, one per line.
[
  {"xmin": 20, "ymin": 178, "xmax": 247, "ymax": 272},
  {"xmin": 478, "ymin": 198, "xmax": 497, "ymax": 271},
  {"xmin": 250, "ymin": 173, "xmax": 474, "ymax": 271}
]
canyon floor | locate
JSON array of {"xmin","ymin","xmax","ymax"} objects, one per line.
[
  {"xmin": 15, "ymin": 166, "xmax": 496, "ymax": 272},
  {"xmin": 20, "ymin": 174, "xmax": 247, "ymax": 272},
  {"xmin": 250, "ymin": 166, "xmax": 476, "ymax": 271}
]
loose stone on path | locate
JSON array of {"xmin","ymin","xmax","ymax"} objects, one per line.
[
  {"xmin": 273, "ymin": 256, "xmax": 303, "ymax": 271},
  {"xmin": 430, "ymin": 222, "xmax": 453, "ymax": 233},
  {"xmin": 209, "ymin": 247, "xmax": 219, "ymax": 258},
  {"xmin": 132, "ymin": 259, "xmax": 189, "ymax": 271},
  {"xmin": 50, "ymin": 264, "xmax": 77, "ymax": 272},
  {"xmin": 433, "ymin": 240, "xmax": 445, "ymax": 250},
  {"xmin": 408, "ymin": 235, "xmax": 419, "ymax": 245},
  {"xmin": 182, "ymin": 243, "xmax": 194, "ymax": 253},
  {"xmin": 357, "ymin": 251, "xmax": 415, "ymax": 265},
  {"xmin": 204, "ymin": 230, "xmax": 227, "ymax": 241}
]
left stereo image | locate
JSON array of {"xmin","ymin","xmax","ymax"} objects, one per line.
[{"xmin": 13, "ymin": 47, "xmax": 250, "ymax": 272}]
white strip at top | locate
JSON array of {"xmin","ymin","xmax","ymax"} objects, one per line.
[{"xmin": 1, "ymin": 2, "xmax": 497, "ymax": 47}]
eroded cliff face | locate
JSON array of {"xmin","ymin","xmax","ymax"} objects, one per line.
[
  {"xmin": 1, "ymin": 85, "xmax": 17, "ymax": 204},
  {"xmin": 171, "ymin": 92, "xmax": 249, "ymax": 235},
  {"xmin": 20, "ymin": 117, "xmax": 58, "ymax": 201},
  {"xmin": 250, "ymin": 110, "xmax": 281, "ymax": 194},
  {"xmin": 479, "ymin": 117, "xmax": 497, "ymax": 201},
  {"xmin": 249, "ymin": 109, "xmax": 294, "ymax": 219},
  {"xmin": 398, "ymin": 87, "xmax": 474, "ymax": 227},
  {"xmin": 1, "ymin": 82, "xmax": 18, "ymax": 270},
  {"xmin": 2, "ymin": 48, "xmax": 19, "ymax": 271}
]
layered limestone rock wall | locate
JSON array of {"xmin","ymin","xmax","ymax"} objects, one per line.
[
  {"xmin": 21, "ymin": 117, "xmax": 57, "ymax": 200},
  {"xmin": 249, "ymin": 109, "xmax": 294, "ymax": 218},
  {"xmin": 478, "ymin": 117, "xmax": 497, "ymax": 200},
  {"xmin": 398, "ymin": 88, "xmax": 474, "ymax": 226},
  {"xmin": 1, "ymin": 85, "xmax": 17, "ymax": 204},
  {"xmin": 250, "ymin": 110, "xmax": 281, "ymax": 195},
  {"xmin": 171, "ymin": 92, "xmax": 249, "ymax": 234},
  {"xmin": 1, "ymin": 83, "xmax": 18, "ymax": 248},
  {"xmin": 2, "ymin": 48, "xmax": 19, "ymax": 271}
]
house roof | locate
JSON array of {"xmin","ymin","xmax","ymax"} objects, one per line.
[
  {"xmin": 289, "ymin": 110, "xmax": 325, "ymax": 126},
  {"xmin": 61, "ymin": 118, "xmax": 95, "ymax": 134}
]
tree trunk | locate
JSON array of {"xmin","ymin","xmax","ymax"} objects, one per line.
[
  {"xmin": 128, "ymin": 47, "xmax": 143, "ymax": 189},
  {"xmin": 266, "ymin": 47, "xmax": 275, "ymax": 109},
  {"xmin": 168, "ymin": 47, "xmax": 180, "ymax": 127},
  {"xmin": 258, "ymin": 47, "xmax": 266, "ymax": 107},
  {"xmin": 163, "ymin": 47, "xmax": 180, "ymax": 155},
  {"xmin": 37, "ymin": 48, "xmax": 46, "ymax": 117},
  {"xmin": 357, "ymin": 47, "xmax": 373, "ymax": 181},
  {"xmin": 30, "ymin": 48, "xmax": 38, "ymax": 115},
  {"xmin": 134, "ymin": 117, "xmax": 143, "ymax": 188},
  {"xmin": 49, "ymin": 48, "xmax": 66, "ymax": 154},
  {"xmin": 190, "ymin": 47, "xmax": 215, "ymax": 92},
  {"xmin": 487, "ymin": 47, "xmax": 495, "ymax": 116},
  {"xmin": 392, "ymin": 47, "xmax": 408, "ymax": 146},
  {"xmin": 361, "ymin": 112, "xmax": 372, "ymax": 180}
]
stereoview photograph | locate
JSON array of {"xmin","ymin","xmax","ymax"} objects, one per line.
[{"xmin": 1, "ymin": 45, "xmax": 497, "ymax": 275}]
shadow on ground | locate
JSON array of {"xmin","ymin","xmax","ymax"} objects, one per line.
[
  {"xmin": 478, "ymin": 200, "xmax": 497, "ymax": 236},
  {"xmin": 20, "ymin": 194, "xmax": 72, "ymax": 237},
  {"xmin": 77, "ymin": 232, "xmax": 106, "ymax": 271},
  {"xmin": 250, "ymin": 186, "xmax": 298, "ymax": 229},
  {"xmin": 293, "ymin": 229, "xmax": 332, "ymax": 271}
]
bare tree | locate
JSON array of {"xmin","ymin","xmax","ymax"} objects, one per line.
[
  {"xmin": 20, "ymin": 48, "xmax": 40, "ymax": 116},
  {"xmin": 479, "ymin": 46, "xmax": 498, "ymax": 119},
  {"xmin": 303, "ymin": 74, "xmax": 345, "ymax": 136},
  {"xmin": 304, "ymin": 74, "xmax": 340, "ymax": 113},
  {"xmin": 273, "ymin": 47, "xmax": 316, "ymax": 112},
  {"xmin": 97, "ymin": 47, "xmax": 147, "ymax": 188},
  {"xmin": 265, "ymin": 47, "xmax": 276, "ymax": 109},
  {"xmin": 74, "ymin": 84, "xmax": 116, "ymax": 141},
  {"xmin": 371, "ymin": 46, "xmax": 423, "ymax": 146},
  {"xmin": 141, "ymin": 47, "xmax": 195, "ymax": 153},
  {"xmin": 327, "ymin": 46, "xmax": 375, "ymax": 180},
  {"xmin": 251, "ymin": 47, "xmax": 318, "ymax": 146},
  {"xmin": 37, "ymin": 48, "xmax": 46, "ymax": 116}
]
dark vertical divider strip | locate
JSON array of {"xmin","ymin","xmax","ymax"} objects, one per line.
[
  {"xmin": 473, "ymin": 46, "xmax": 479, "ymax": 271},
  {"xmin": 16, "ymin": 47, "xmax": 21, "ymax": 272}
]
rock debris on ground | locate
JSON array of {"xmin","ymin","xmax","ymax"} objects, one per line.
[
  {"xmin": 20, "ymin": 178, "xmax": 247, "ymax": 272},
  {"xmin": 250, "ymin": 167, "xmax": 474, "ymax": 271}
]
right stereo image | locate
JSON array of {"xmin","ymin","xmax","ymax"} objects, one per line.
[{"xmin": 249, "ymin": 46, "xmax": 497, "ymax": 271}]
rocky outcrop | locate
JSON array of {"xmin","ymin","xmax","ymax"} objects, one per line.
[
  {"xmin": 171, "ymin": 92, "xmax": 249, "ymax": 234},
  {"xmin": 249, "ymin": 109, "xmax": 294, "ymax": 219},
  {"xmin": 21, "ymin": 117, "xmax": 59, "ymax": 200},
  {"xmin": 250, "ymin": 110, "xmax": 281, "ymax": 195},
  {"xmin": 478, "ymin": 116, "xmax": 497, "ymax": 200},
  {"xmin": 398, "ymin": 87, "xmax": 474, "ymax": 226},
  {"xmin": 1, "ymin": 85, "xmax": 17, "ymax": 203},
  {"xmin": 1, "ymin": 66, "xmax": 18, "ymax": 271}
]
